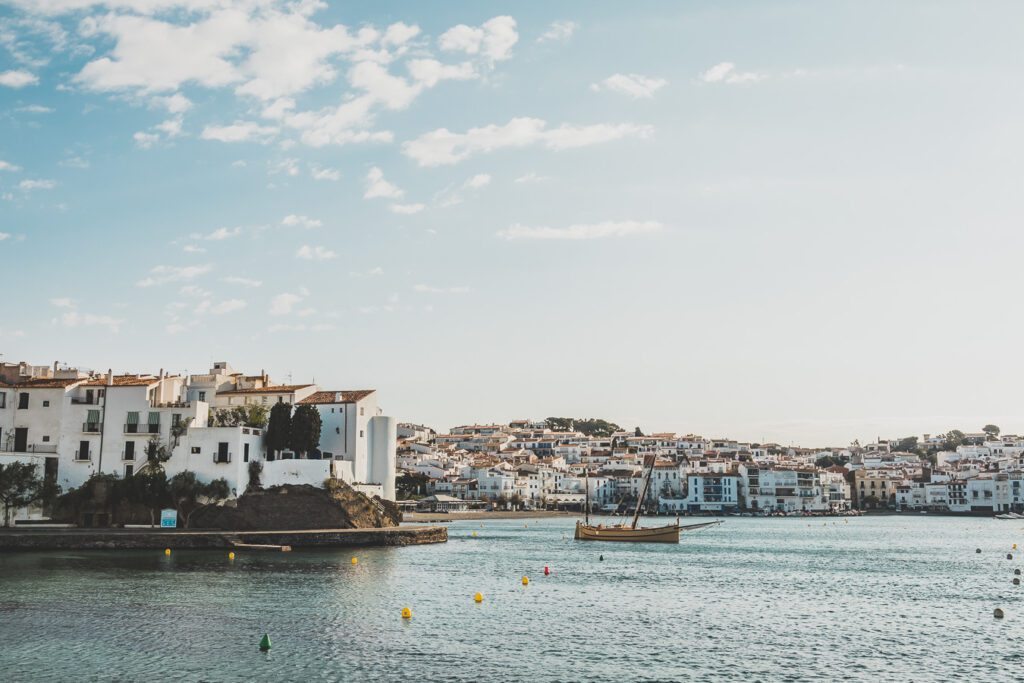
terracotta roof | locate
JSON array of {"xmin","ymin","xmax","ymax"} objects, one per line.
[
  {"xmin": 83, "ymin": 374, "xmax": 161, "ymax": 387},
  {"xmin": 218, "ymin": 384, "xmax": 315, "ymax": 396},
  {"xmin": 15, "ymin": 377, "xmax": 84, "ymax": 389},
  {"xmin": 298, "ymin": 389, "xmax": 376, "ymax": 405}
]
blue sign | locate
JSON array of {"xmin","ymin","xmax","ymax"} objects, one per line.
[{"xmin": 160, "ymin": 509, "xmax": 177, "ymax": 528}]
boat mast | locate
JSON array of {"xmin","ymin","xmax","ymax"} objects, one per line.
[
  {"xmin": 584, "ymin": 465, "xmax": 590, "ymax": 525},
  {"xmin": 630, "ymin": 455, "xmax": 656, "ymax": 530}
]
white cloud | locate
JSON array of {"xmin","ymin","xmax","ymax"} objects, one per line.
[
  {"xmin": 222, "ymin": 276, "xmax": 262, "ymax": 287},
  {"xmin": 17, "ymin": 104, "xmax": 53, "ymax": 113},
  {"xmin": 514, "ymin": 172, "xmax": 550, "ymax": 184},
  {"xmin": 403, "ymin": 117, "xmax": 653, "ymax": 166},
  {"xmin": 268, "ymin": 322, "xmax": 334, "ymax": 333},
  {"xmin": 201, "ymin": 121, "xmax": 278, "ymax": 143},
  {"xmin": 591, "ymin": 73, "xmax": 667, "ymax": 99},
  {"xmin": 133, "ymin": 131, "xmax": 159, "ymax": 148},
  {"xmin": 0, "ymin": 160, "xmax": 21, "ymax": 172},
  {"xmin": 0, "ymin": 69, "xmax": 38, "ymax": 87},
  {"xmin": 49, "ymin": 297, "xmax": 73, "ymax": 307},
  {"xmin": 465, "ymin": 173, "xmax": 491, "ymax": 189},
  {"xmin": 382, "ymin": 21, "xmax": 420, "ymax": 47},
  {"xmin": 190, "ymin": 226, "xmax": 242, "ymax": 241},
  {"xmin": 151, "ymin": 92, "xmax": 192, "ymax": 113},
  {"xmin": 498, "ymin": 220, "xmax": 663, "ymax": 241},
  {"xmin": 155, "ymin": 116, "xmax": 183, "ymax": 137},
  {"xmin": 58, "ymin": 310, "xmax": 124, "ymax": 334},
  {"xmin": 269, "ymin": 291, "xmax": 304, "ymax": 315},
  {"xmin": 268, "ymin": 157, "xmax": 299, "ymax": 176},
  {"xmin": 391, "ymin": 203, "xmax": 424, "ymax": 215},
  {"xmin": 182, "ymin": 244, "xmax": 206, "ymax": 253},
  {"xmin": 350, "ymin": 266, "xmax": 384, "ymax": 277},
  {"xmin": 364, "ymin": 166, "xmax": 403, "ymax": 199},
  {"xmin": 281, "ymin": 214, "xmax": 321, "ymax": 228},
  {"xmin": 309, "ymin": 165, "xmax": 340, "ymax": 181},
  {"xmin": 19, "ymin": 178, "xmax": 56, "ymax": 190},
  {"xmin": 435, "ymin": 173, "xmax": 493, "ymax": 208},
  {"xmin": 179, "ymin": 284, "xmax": 211, "ymax": 298},
  {"xmin": 413, "ymin": 284, "xmax": 470, "ymax": 294},
  {"xmin": 439, "ymin": 16, "xmax": 518, "ymax": 63},
  {"xmin": 700, "ymin": 62, "xmax": 763, "ymax": 84},
  {"xmin": 0, "ymin": 232, "xmax": 10, "ymax": 241},
  {"xmin": 59, "ymin": 156, "xmax": 89, "ymax": 168},
  {"xmin": 406, "ymin": 58, "xmax": 476, "ymax": 88},
  {"xmin": 296, "ymin": 244, "xmax": 336, "ymax": 260},
  {"xmin": 537, "ymin": 20, "xmax": 578, "ymax": 43},
  {"xmin": 195, "ymin": 298, "xmax": 247, "ymax": 315},
  {"xmin": 136, "ymin": 263, "xmax": 212, "ymax": 287}
]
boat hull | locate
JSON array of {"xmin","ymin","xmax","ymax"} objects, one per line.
[{"xmin": 574, "ymin": 521, "xmax": 680, "ymax": 543}]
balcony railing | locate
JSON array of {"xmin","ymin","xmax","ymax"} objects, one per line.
[
  {"xmin": 71, "ymin": 397, "xmax": 100, "ymax": 405},
  {"xmin": 124, "ymin": 423, "xmax": 160, "ymax": 434},
  {"xmin": 75, "ymin": 449, "xmax": 91, "ymax": 461},
  {"xmin": 82, "ymin": 423, "xmax": 102, "ymax": 433},
  {"xmin": 0, "ymin": 444, "xmax": 57, "ymax": 454},
  {"xmin": 213, "ymin": 452, "xmax": 232, "ymax": 464}
]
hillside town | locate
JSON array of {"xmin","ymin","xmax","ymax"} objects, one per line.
[
  {"xmin": 397, "ymin": 419, "xmax": 1024, "ymax": 516},
  {"xmin": 0, "ymin": 359, "xmax": 398, "ymax": 523}
]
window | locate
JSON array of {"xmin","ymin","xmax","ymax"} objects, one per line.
[
  {"xmin": 42, "ymin": 435, "xmax": 50, "ymax": 442},
  {"xmin": 244, "ymin": 443, "xmax": 250, "ymax": 463},
  {"xmin": 126, "ymin": 411, "xmax": 139, "ymax": 433},
  {"xmin": 18, "ymin": 393, "xmax": 28, "ymax": 409},
  {"xmin": 191, "ymin": 446, "xmax": 201, "ymax": 454},
  {"xmin": 42, "ymin": 400, "xmax": 50, "ymax": 407},
  {"xmin": 172, "ymin": 413, "xmax": 181, "ymax": 427},
  {"xmin": 198, "ymin": 391, "xmax": 206, "ymax": 402},
  {"xmin": 124, "ymin": 441, "xmax": 135, "ymax": 461},
  {"xmin": 124, "ymin": 464, "xmax": 134, "ymax": 477},
  {"xmin": 215, "ymin": 442, "xmax": 230, "ymax": 464},
  {"xmin": 0, "ymin": 392, "xmax": 5, "ymax": 408},
  {"xmin": 262, "ymin": 396, "xmax": 268, "ymax": 405},
  {"xmin": 360, "ymin": 407, "xmax": 364, "ymax": 416},
  {"xmin": 228, "ymin": 397, "xmax": 233, "ymax": 405},
  {"xmin": 147, "ymin": 412, "xmax": 160, "ymax": 433},
  {"xmin": 359, "ymin": 430, "xmax": 364, "ymax": 438}
]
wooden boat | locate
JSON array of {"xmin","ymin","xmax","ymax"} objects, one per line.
[{"xmin": 574, "ymin": 455, "xmax": 722, "ymax": 543}]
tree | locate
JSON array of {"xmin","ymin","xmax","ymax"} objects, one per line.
[
  {"xmin": 211, "ymin": 405, "xmax": 268, "ymax": 429},
  {"xmin": 265, "ymin": 402, "xmax": 292, "ymax": 458},
  {"xmin": 170, "ymin": 417, "xmax": 193, "ymax": 447},
  {"xmin": 942, "ymin": 429, "xmax": 966, "ymax": 452},
  {"xmin": 894, "ymin": 436, "xmax": 920, "ymax": 454},
  {"xmin": 144, "ymin": 437, "xmax": 171, "ymax": 465},
  {"xmin": 815, "ymin": 455, "xmax": 850, "ymax": 468},
  {"xmin": 0, "ymin": 461, "xmax": 45, "ymax": 527},
  {"xmin": 396, "ymin": 471, "xmax": 430, "ymax": 499},
  {"xmin": 169, "ymin": 471, "xmax": 230, "ymax": 528},
  {"xmin": 983, "ymin": 424, "xmax": 1001, "ymax": 438},
  {"xmin": 634, "ymin": 426, "xmax": 644, "ymax": 437},
  {"xmin": 126, "ymin": 468, "xmax": 171, "ymax": 526},
  {"xmin": 289, "ymin": 404, "xmax": 322, "ymax": 456},
  {"xmin": 247, "ymin": 460, "xmax": 263, "ymax": 492}
]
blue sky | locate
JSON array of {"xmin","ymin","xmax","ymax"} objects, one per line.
[{"xmin": 2, "ymin": 1, "xmax": 1024, "ymax": 444}]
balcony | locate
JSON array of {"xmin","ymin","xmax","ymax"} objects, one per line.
[
  {"xmin": 0, "ymin": 444, "xmax": 57, "ymax": 454},
  {"xmin": 71, "ymin": 397, "xmax": 100, "ymax": 405},
  {"xmin": 82, "ymin": 422, "xmax": 102, "ymax": 434},
  {"xmin": 75, "ymin": 449, "xmax": 91, "ymax": 461},
  {"xmin": 124, "ymin": 423, "xmax": 160, "ymax": 434},
  {"xmin": 213, "ymin": 452, "xmax": 232, "ymax": 464}
]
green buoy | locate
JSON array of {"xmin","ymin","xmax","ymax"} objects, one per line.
[{"xmin": 259, "ymin": 634, "xmax": 271, "ymax": 651}]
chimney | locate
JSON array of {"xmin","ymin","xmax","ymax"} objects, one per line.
[
  {"xmin": 262, "ymin": 369, "xmax": 267, "ymax": 385},
  {"xmin": 107, "ymin": 369, "xmax": 114, "ymax": 387},
  {"xmin": 53, "ymin": 360, "xmax": 59, "ymax": 375},
  {"xmin": 159, "ymin": 368, "xmax": 164, "ymax": 379}
]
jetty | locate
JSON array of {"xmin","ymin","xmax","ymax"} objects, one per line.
[{"xmin": 0, "ymin": 526, "xmax": 447, "ymax": 551}]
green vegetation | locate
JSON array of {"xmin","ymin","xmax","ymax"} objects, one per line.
[
  {"xmin": 169, "ymin": 471, "xmax": 230, "ymax": 528},
  {"xmin": 265, "ymin": 402, "xmax": 292, "ymax": 458},
  {"xmin": 983, "ymin": 424, "xmax": 1001, "ymax": 437},
  {"xmin": 0, "ymin": 461, "xmax": 54, "ymax": 527},
  {"xmin": 544, "ymin": 417, "xmax": 621, "ymax": 437},
  {"xmin": 247, "ymin": 459, "xmax": 263, "ymax": 492},
  {"xmin": 815, "ymin": 454, "xmax": 850, "ymax": 468},
  {"xmin": 211, "ymin": 405, "xmax": 268, "ymax": 429},
  {"xmin": 290, "ymin": 404, "xmax": 322, "ymax": 457},
  {"xmin": 396, "ymin": 471, "xmax": 430, "ymax": 500}
]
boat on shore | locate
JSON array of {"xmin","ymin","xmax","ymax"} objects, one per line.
[
  {"xmin": 574, "ymin": 455, "xmax": 722, "ymax": 543},
  {"xmin": 995, "ymin": 512, "xmax": 1024, "ymax": 520}
]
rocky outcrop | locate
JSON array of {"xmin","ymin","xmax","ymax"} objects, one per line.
[{"xmin": 192, "ymin": 480, "xmax": 401, "ymax": 530}]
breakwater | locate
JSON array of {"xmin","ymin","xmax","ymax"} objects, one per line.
[{"xmin": 0, "ymin": 525, "xmax": 446, "ymax": 551}]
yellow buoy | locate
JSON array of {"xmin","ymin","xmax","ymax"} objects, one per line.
[
  {"xmin": 228, "ymin": 552, "xmax": 235, "ymax": 560},
  {"xmin": 522, "ymin": 576, "xmax": 529, "ymax": 586},
  {"xmin": 401, "ymin": 607, "xmax": 412, "ymax": 619},
  {"xmin": 164, "ymin": 548, "xmax": 171, "ymax": 556},
  {"xmin": 472, "ymin": 531, "xmax": 477, "ymax": 537},
  {"xmin": 1014, "ymin": 544, "xmax": 1018, "ymax": 550},
  {"xmin": 474, "ymin": 592, "xmax": 483, "ymax": 603},
  {"xmin": 351, "ymin": 557, "xmax": 358, "ymax": 565}
]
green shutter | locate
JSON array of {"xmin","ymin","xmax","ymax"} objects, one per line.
[{"xmin": 126, "ymin": 411, "xmax": 139, "ymax": 425}]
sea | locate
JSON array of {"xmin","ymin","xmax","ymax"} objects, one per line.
[{"xmin": 0, "ymin": 515, "xmax": 1021, "ymax": 682}]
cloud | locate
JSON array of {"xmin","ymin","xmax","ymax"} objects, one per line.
[
  {"xmin": 435, "ymin": 173, "xmax": 493, "ymax": 207},
  {"xmin": 190, "ymin": 226, "xmax": 242, "ymax": 241},
  {"xmin": 179, "ymin": 284, "xmax": 211, "ymax": 298},
  {"xmin": 309, "ymin": 165, "xmax": 340, "ymax": 181},
  {"xmin": 0, "ymin": 69, "xmax": 38, "ymax": 87},
  {"xmin": 0, "ymin": 160, "xmax": 21, "ymax": 172},
  {"xmin": 391, "ymin": 203, "xmax": 424, "ymax": 215},
  {"xmin": 413, "ymin": 284, "xmax": 471, "ymax": 294},
  {"xmin": 0, "ymin": 232, "xmax": 10, "ymax": 241},
  {"xmin": 439, "ymin": 16, "xmax": 518, "ymax": 63},
  {"xmin": 465, "ymin": 173, "xmax": 491, "ymax": 189},
  {"xmin": 350, "ymin": 266, "xmax": 384, "ymax": 277},
  {"xmin": 59, "ymin": 156, "xmax": 90, "ymax": 169},
  {"xmin": 136, "ymin": 263, "xmax": 212, "ymax": 287},
  {"xmin": 49, "ymin": 297, "xmax": 73, "ymax": 308},
  {"xmin": 406, "ymin": 58, "xmax": 476, "ymax": 88},
  {"xmin": 364, "ymin": 166, "xmax": 403, "ymax": 199},
  {"xmin": 19, "ymin": 178, "xmax": 56, "ymax": 190},
  {"xmin": 268, "ymin": 322, "xmax": 335, "ymax": 333},
  {"xmin": 151, "ymin": 92, "xmax": 192, "ymax": 113},
  {"xmin": 154, "ymin": 116, "xmax": 183, "ymax": 137},
  {"xmin": 281, "ymin": 214, "xmax": 321, "ymax": 228},
  {"xmin": 591, "ymin": 73, "xmax": 667, "ymax": 99},
  {"xmin": 268, "ymin": 157, "xmax": 299, "ymax": 176},
  {"xmin": 201, "ymin": 121, "xmax": 278, "ymax": 143},
  {"xmin": 222, "ymin": 276, "xmax": 262, "ymax": 287},
  {"xmin": 699, "ymin": 62, "xmax": 763, "ymax": 84},
  {"xmin": 497, "ymin": 220, "xmax": 663, "ymax": 240},
  {"xmin": 514, "ymin": 172, "xmax": 550, "ymax": 184},
  {"xmin": 182, "ymin": 244, "xmax": 206, "ymax": 253},
  {"xmin": 58, "ymin": 310, "xmax": 124, "ymax": 333},
  {"xmin": 133, "ymin": 131, "xmax": 159, "ymax": 148},
  {"xmin": 296, "ymin": 244, "xmax": 336, "ymax": 260},
  {"xmin": 195, "ymin": 298, "xmax": 247, "ymax": 315},
  {"xmin": 537, "ymin": 20, "xmax": 578, "ymax": 43},
  {"xmin": 403, "ymin": 117, "xmax": 653, "ymax": 166},
  {"xmin": 17, "ymin": 104, "xmax": 53, "ymax": 113},
  {"xmin": 269, "ymin": 290, "xmax": 306, "ymax": 315}
]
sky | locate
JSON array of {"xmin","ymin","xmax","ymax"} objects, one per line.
[{"xmin": 1, "ymin": 0, "xmax": 1024, "ymax": 446}]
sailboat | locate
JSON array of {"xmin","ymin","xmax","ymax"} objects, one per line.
[{"xmin": 574, "ymin": 454, "xmax": 722, "ymax": 543}]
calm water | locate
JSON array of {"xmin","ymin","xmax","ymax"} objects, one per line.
[{"xmin": 1, "ymin": 516, "xmax": 1021, "ymax": 682}]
